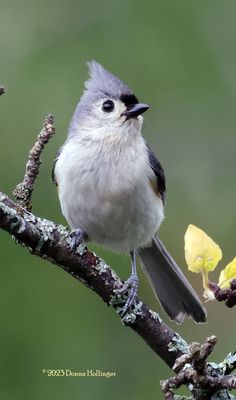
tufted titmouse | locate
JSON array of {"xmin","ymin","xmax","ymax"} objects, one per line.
[{"xmin": 53, "ymin": 61, "xmax": 206, "ymax": 323}]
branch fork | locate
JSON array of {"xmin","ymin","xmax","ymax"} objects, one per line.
[{"xmin": 161, "ymin": 336, "xmax": 236, "ymax": 399}]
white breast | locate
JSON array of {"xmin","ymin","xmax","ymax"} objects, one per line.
[{"xmin": 55, "ymin": 134, "xmax": 164, "ymax": 254}]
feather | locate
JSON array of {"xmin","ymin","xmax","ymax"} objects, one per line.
[{"xmin": 147, "ymin": 144, "xmax": 166, "ymax": 204}]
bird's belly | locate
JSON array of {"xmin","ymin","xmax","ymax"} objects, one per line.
[{"xmin": 59, "ymin": 176, "xmax": 164, "ymax": 254}]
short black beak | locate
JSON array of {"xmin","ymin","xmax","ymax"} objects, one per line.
[{"xmin": 123, "ymin": 103, "xmax": 150, "ymax": 119}]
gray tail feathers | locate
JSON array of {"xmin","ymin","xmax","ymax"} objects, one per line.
[{"xmin": 138, "ymin": 235, "xmax": 207, "ymax": 324}]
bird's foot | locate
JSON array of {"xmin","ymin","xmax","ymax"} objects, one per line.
[
  {"xmin": 69, "ymin": 229, "xmax": 87, "ymax": 252},
  {"xmin": 115, "ymin": 274, "xmax": 139, "ymax": 317}
]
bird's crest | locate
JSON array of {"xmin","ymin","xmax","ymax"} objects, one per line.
[{"xmin": 85, "ymin": 61, "xmax": 133, "ymax": 99}]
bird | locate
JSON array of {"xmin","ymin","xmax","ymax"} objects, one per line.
[{"xmin": 52, "ymin": 61, "xmax": 207, "ymax": 324}]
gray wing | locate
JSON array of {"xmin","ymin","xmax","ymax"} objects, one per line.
[
  {"xmin": 146, "ymin": 143, "xmax": 166, "ymax": 204},
  {"xmin": 52, "ymin": 147, "xmax": 62, "ymax": 186}
]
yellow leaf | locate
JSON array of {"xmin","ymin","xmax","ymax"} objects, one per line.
[
  {"xmin": 218, "ymin": 257, "xmax": 236, "ymax": 289},
  {"xmin": 184, "ymin": 224, "xmax": 222, "ymax": 273}
]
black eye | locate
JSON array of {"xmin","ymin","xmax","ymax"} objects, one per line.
[{"xmin": 102, "ymin": 100, "xmax": 114, "ymax": 112}]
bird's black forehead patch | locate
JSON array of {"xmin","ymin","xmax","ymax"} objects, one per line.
[{"xmin": 120, "ymin": 93, "xmax": 139, "ymax": 106}]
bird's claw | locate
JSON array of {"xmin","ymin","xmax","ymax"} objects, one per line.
[
  {"xmin": 115, "ymin": 274, "xmax": 139, "ymax": 317},
  {"xmin": 69, "ymin": 229, "xmax": 87, "ymax": 252}
]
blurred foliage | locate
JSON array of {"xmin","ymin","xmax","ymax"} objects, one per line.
[{"xmin": 0, "ymin": 0, "xmax": 236, "ymax": 399}]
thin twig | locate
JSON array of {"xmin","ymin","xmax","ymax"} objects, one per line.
[
  {"xmin": 13, "ymin": 114, "xmax": 55, "ymax": 210},
  {"xmin": 162, "ymin": 367, "xmax": 236, "ymax": 397},
  {"xmin": 209, "ymin": 281, "xmax": 236, "ymax": 308},
  {"xmin": 0, "ymin": 86, "xmax": 5, "ymax": 96}
]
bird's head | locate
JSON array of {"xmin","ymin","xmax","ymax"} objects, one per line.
[{"xmin": 69, "ymin": 61, "xmax": 149, "ymax": 139}]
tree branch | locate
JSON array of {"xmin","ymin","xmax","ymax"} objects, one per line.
[
  {"xmin": 13, "ymin": 114, "xmax": 55, "ymax": 210},
  {"xmin": 0, "ymin": 114, "xmax": 236, "ymax": 399},
  {"xmin": 0, "ymin": 86, "xmax": 5, "ymax": 96},
  {"xmin": 0, "ymin": 190, "xmax": 184, "ymax": 368},
  {"xmin": 209, "ymin": 281, "xmax": 236, "ymax": 308}
]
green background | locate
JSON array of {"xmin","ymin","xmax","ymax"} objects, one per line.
[{"xmin": 0, "ymin": 0, "xmax": 235, "ymax": 398}]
